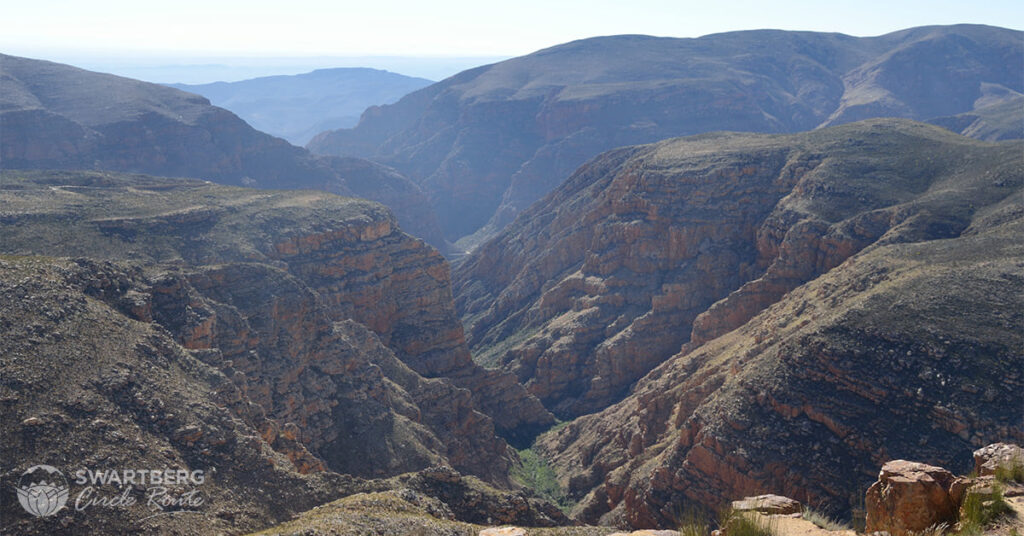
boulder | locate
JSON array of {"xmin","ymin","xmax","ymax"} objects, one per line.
[
  {"xmin": 865, "ymin": 460, "xmax": 957, "ymax": 536},
  {"xmin": 731, "ymin": 494, "xmax": 803, "ymax": 515},
  {"xmin": 479, "ymin": 528, "xmax": 527, "ymax": 536},
  {"xmin": 973, "ymin": 443, "xmax": 1024, "ymax": 476}
]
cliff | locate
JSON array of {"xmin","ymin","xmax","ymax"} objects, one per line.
[
  {"xmin": 477, "ymin": 121, "xmax": 1023, "ymax": 528},
  {"xmin": 0, "ymin": 256, "xmax": 360, "ymax": 535},
  {"xmin": 456, "ymin": 119, "xmax": 1021, "ymax": 421},
  {"xmin": 0, "ymin": 171, "xmax": 553, "ymax": 483},
  {"xmin": 537, "ymin": 213, "xmax": 1023, "ymax": 527}
]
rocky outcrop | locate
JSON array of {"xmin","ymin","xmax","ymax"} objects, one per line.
[
  {"xmin": 0, "ymin": 53, "xmax": 449, "ymax": 251},
  {"xmin": 0, "ymin": 171, "xmax": 553, "ymax": 479},
  {"xmin": 973, "ymin": 443, "xmax": 1024, "ymax": 476},
  {"xmin": 0, "ymin": 257, "xmax": 365, "ymax": 535},
  {"xmin": 862, "ymin": 450, "xmax": 1024, "ymax": 536},
  {"xmin": 309, "ymin": 25, "xmax": 1022, "ymax": 245},
  {"xmin": 0, "ymin": 255, "xmax": 572, "ymax": 534},
  {"xmin": 523, "ymin": 123, "xmax": 1023, "ymax": 528},
  {"xmin": 865, "ymin": 461, "xmax": 958, "ymax": 535},
  {"xmin": 390, "ymin": 466, "xmax": 570, "ymax": 527},
  {"xmin": 732, "ymin": 495, "xmax": 804, "ymax": 515},
  {"xmin": 455, "ymin": 119, "xmax": 1022, "ymax": 420},
  {"xmin": 242, "ymin": 464, "xmax": 580, "ymax": 536}
]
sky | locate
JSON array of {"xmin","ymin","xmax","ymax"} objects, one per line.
[{"xmin": 2, "ymin": 0, "xmax": 1021, "ymax": 82}]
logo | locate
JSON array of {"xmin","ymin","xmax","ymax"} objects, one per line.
[{"xmin": 15, "ymin": 464, "xmax": 69, "ymax": 517}]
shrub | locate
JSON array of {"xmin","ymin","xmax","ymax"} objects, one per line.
[
  {"xmin": 719, "ymin": 507, "xmax": 777, "ymax": 536},
  {"xmin": 993, "ymin": 459, "xmax": 1024, "ymax": 484},
  {"xmin": 510, "ymin": 448, "xmax": 570, "ymax": 513},
  {"xmin": 676, "ymin": 507, "xmax": 711, "ymax": 536},
  {"xmin": 802, "ymin": 506, "xmax": 850, "ymax": 531},
  {"xmin": 958, "ymin": 483, "xmax": 1011, "ymax": 535}
]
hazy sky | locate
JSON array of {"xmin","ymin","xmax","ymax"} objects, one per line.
[
  {"xmin": 2, "ymin": 0, "xmax": 1020, "ymax": 83},
  {"xmin": 3, "ymin": 0, "xmax": 1021, "ymax": 58}
]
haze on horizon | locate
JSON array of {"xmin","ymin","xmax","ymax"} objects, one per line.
[{"xmin": 3, "ymin": 0, "xmax": 1022, "ymax": 82}]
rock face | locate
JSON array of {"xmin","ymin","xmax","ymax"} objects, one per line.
[
  {"xmin": 455, "ymin": 119, "xmax": 1023, "ymax": 420},
  {"xmin": 307, "ymin": 25, "xmax": 1022, "ymax": 246},
  {"xmin": 864, "ymin": 461, "xmax": 957, "ymax": 536},
  {"xmin": 0, "ymin": 171, "xmax": 553, "ymax": 482},
  {"xmin": 0, "ymin": 257, "xmax": 567, "ymax": 534},
  {"xmin": 0, "ymin": 53, "xmax": 448, "ymax": 251},
  {"xmin": 973, "ymin": 443, "xmax": 1024, "ymax": 476},
  {"xmin": 732, "ymin": 495, "xmax": 803, "ymax": 515},
  {"xmin": 0, "ymin": 257, "xmax": 362, "ymax": 535},
  {"xmin": 170, "ymin": 67, "xmax": 433, "ymax": 145},
  {"xmin": 513, "ymin": 121, "xmax": 1024, "ymax": 528}
]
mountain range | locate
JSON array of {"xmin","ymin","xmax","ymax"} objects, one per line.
[
  {"xmin": 0, "ymin": 53, "xmax": 449, "ymax": 252},
  {"xmin": 169, "ymin": 68, "xmax": 432, "ymax": 145},
  {"xmin": 1, "ymin": 23, "xmax": 1022, "ymax": 535},
  {"xmin": 307, "ymin": 24, "xmax": 1023, "ymax": 249}
]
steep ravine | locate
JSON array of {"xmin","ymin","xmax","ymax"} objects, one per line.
[
  {"xmin": 0, "ymin": 171, "xmax": 553, "ymax": 480},
  {"xmin": 455, "ymin": 119, "xmax": 1024, "ymax": 529},
  {"xmin": 537, "ymin": 213, "xmax": 1023, "ymax": 528},
  {"xmin": 454, "ymin": 119, "xmax": 1022, "ymax": 421}
]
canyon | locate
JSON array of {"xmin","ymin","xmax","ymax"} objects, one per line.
[{"xmin": 1, "ymin": 24, "xmax": 1022, "ymax": 535}]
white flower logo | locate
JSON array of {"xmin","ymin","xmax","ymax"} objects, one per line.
[{"xmin": 15, "ymin": 464, "xmax": 69, "ymax": 517}]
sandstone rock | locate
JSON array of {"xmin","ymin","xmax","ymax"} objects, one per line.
[
  {"xmin": 511, "ymin": 122, "xmax": 1023, "ymax": 528},
  {"xmin": 456, "ymin": 120, "xmax": 1021, "ymax": 422},
  {"xmin": 973, "ymin": 443, "xmax": 1024, "ymax": 476},
  {"xmin": 732, "ymin": 494, "xmax": 802, "ymax": 515},
  {"xmin": 479, "ymin": 528, "xmax": 527, "ymax": 536},
  {"xmin": 949, "ymin": 476, "xmax": 972, "ymax": 507},
  {"xmin": 865, "ymin": 460, "xmax": 957, "ymax": 536},
  {"xmin": 0, "ymin": 172, "xmax": 553, "ymax": 483},
  {"xmin": 420, "ymin": 466, "xmax": 463, "ymax": 484},
  {"xmin": 0, "ymin": 257, "xmax": 365, "ymax": 535}
]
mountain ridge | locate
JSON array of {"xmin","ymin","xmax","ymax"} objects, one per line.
[
  {"xmin": 169, "ymin": 67, "xmax": 432, "ymax": 145},
  {"xmin": 0, "ymin": 53, "xmax": 450, "ymax": 253},
  {"xmin": 307, "ymin": 24, "xmax": 1023, "ymax": 248}
]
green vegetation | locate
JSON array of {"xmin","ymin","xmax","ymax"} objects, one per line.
[
  {"xmin": 719, "ymin": 508, "xmax": 777, "ymax": 536},
  {"xmin": 994, "ymin": 459, "xmax": 1024, "ymax": 484},
  {"xmin": 511, "ymin": 449, "xmax": 570, "ymax": 513},
  {"xmin": 673, "ymin": 506, "xmax": 711, "ymax": 536},
  {"xmin": 957, "ymin": 483, "xmax": 1011, "ymax": 536},
  {"xmin": 802, "ymin": 507, "xmax": 850, "ymax": 531}
]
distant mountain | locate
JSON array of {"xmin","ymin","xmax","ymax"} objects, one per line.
[
  {"xmin": 0, "ymin": 53, "xmax": 449, "ymax": 252},
  {"xmin": 453, "ymin": 118, "xmax": 1023, "ymax": 527},
  {"xmin": 928, "ymin": 93, "xmax": 1024, "ymax": 141},
  {"xmin": 307, "ymin": 25, "xmax": 1024, "ymax": 249},
  {"xmin": 170, "ymin": 68, "xmax": 432, "ymax": 145}
]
